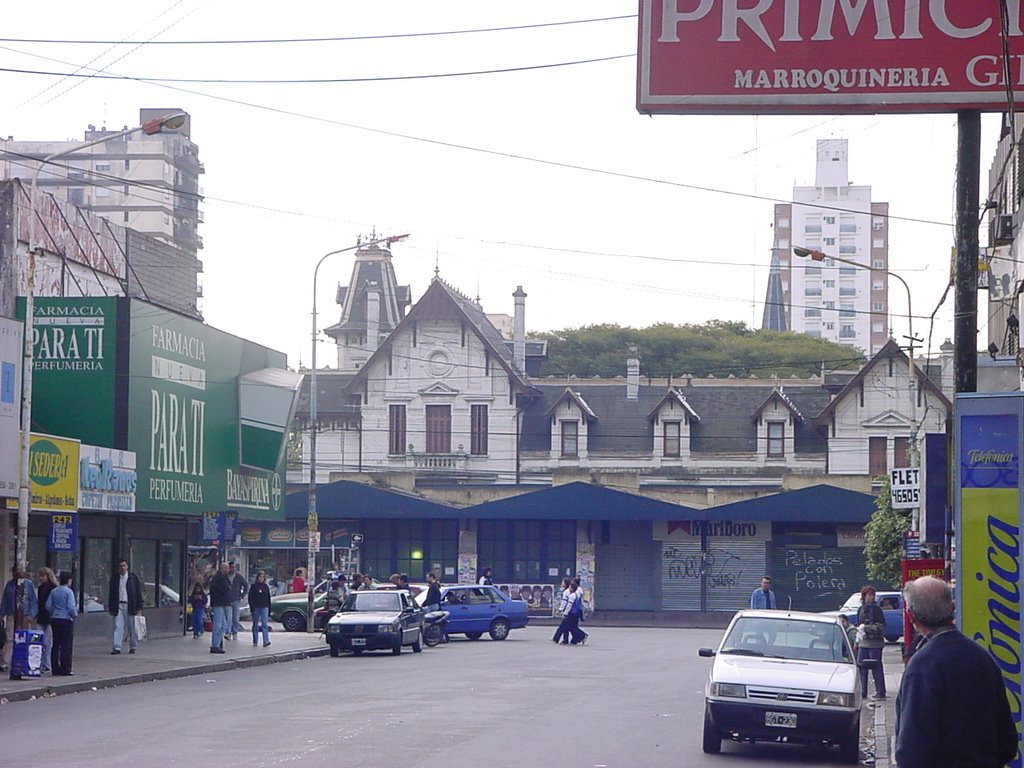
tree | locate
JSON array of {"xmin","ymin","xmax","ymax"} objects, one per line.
[
  {"xmin": 531, "ymin": 321, "xmax": 864, "ymax": 379},
  {"xmin": 863, "ymin": 475, "xmax": 912, "ymax": 588}
]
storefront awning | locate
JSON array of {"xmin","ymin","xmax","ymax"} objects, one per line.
[
  {"xmin": 702, "ymin": 484, "xmax": 877, "ymax": 523},
  {"xmin": 469, "ymin": 482, "xmax": 701, "ymax": 521},
  {"xmin": 285, "ymin": 480, "xmax": 461, "ymax": 519}
]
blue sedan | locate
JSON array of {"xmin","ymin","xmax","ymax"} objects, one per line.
[
  {"xmin": 417, "ymin": 585, "xmax": 529, "ymax": 640},
  {"xmin": 824, "ymin": 591, "xmax": 904, "ymax": 642}
]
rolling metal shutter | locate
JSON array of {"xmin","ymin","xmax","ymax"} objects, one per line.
[
  {"xmin": 661, "ymin": 541, "xmax": 702, "ymax": 610},
  {"xmin": 704, "ymin": 540, "xmax": 768, "ymax": 612},
  {"xmin": 769, "ymin": 545, "xmax": 870, "ymax": 613},
  {"xmin": 596, "ymin": 522, "xmax": 658, "ymax": 611}
]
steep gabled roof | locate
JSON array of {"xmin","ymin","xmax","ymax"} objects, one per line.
[
  {"xmin": 815, "ymin": 339, "xmax": 951, "ymax": 425},
  {"xmin": 753, "ymin": 387, "xmax": 803, "ymax": 422},
  {"xmin": 647, "ymin": 388, "xmax": 700, "ymax": 422},
  {"xmin": 344, "ymin": 278, "xmax": 533, "ymax": 392},
  {"xmin": 545, "ymin": 388, "xmax": 598, "ymax": 421}
]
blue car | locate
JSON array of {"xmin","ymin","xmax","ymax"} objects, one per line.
[
  {"xmin": 417, "ymin": 585, "xmax": 529, "ymax": 640},
  {"xmin": 825, "ymin": 591, "xmax": 904, "ymax": 642}
]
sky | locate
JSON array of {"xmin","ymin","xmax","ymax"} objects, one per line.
[{"xmin": 0, "ymin": 1, "xmax": 1004, "ymax": 371}]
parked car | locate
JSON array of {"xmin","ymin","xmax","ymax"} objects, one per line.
[
  {"xmin": 415, "ymin": 584, "xmax": 528, "ymax": 640},
  {"xmin": 821, "ymin": 590, "xmax": 904, "ymax": 642},
  {"xmin": 324, "ymin": 589, "xmax": 424, "ymax": 656},
  {"xmin": 271, "ymin": 578, "xmax": 331, "ymax": 631},
  {"xmin": 698, "ymin": 609, "xmax": 867, "ymax": 763}
]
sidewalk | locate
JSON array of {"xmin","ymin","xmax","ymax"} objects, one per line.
[
  {"xmin": 867, "ymin": 643, "xmax": 904, "ymax": 768},
  {"xmin": 0, "ymin": 625, "xmax": 329, "ymax": 704}
]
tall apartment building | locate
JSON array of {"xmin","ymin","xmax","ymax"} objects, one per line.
[
  {"xmin": 0, "ymin": 108, "xmax": 204, "ymax": 259},
  {"xmin": 766, "ymin": 139, "xmax": 889, "ymax": 355}
]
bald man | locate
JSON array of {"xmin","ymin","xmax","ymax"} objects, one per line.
[{"xmin": 894, "ymin": 576, "xmax": 1016, "ymax": 768}]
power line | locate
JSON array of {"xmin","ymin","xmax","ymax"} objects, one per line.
[
  {"xmin": 0, "ymin": 55, "xmax": 636, "ymax": 84},
  {"xmin": 0, "ymin": 15, "xmax": 637, "ymax": 46}
]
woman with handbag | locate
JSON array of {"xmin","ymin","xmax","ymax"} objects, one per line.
[
  {"xmin": 36, "ymin": 568, "xmax": 57, "ymax": 672},
  {"xmin": 856, "ymin": 585, "xmax": 887, "ymax": 699}
]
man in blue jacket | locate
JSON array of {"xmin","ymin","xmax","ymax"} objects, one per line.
[
  {"xmin": 749, "ymin": 576, "xmax": 776, "ymax": 609},
  {"xmin": 895, "ymin": 576, "xmax": 1016, "ymax": 768},
  {"xmin": 1, "ymin": 566, "xmax": 38, "ymax": 672}
]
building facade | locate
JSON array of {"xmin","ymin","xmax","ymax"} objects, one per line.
[
  {"xmin": 768, "ymin": 139, "xmax": 889, "ymax": 355},
  {"xmin": 0, "ymin": 108, "xmax": 204, "ymax": 276}
]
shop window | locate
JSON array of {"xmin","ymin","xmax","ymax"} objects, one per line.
[
  {"xmin": 160, "ymin": 541, "xmax": 183, "ymax": 606},
  {"xmin": 129, "ymin": 538, "xmax": 159, "ymax": 608},
  {"xmin": 27, "ymin": 536, "xmax": 46, "ymax": 578},
  {"xmin": 869, "ymin": 436, "xmax": 888, "ymax": 477},
  {"xmin": 82, "ymin": 537, "xmax": 114, "ymax": 613}
]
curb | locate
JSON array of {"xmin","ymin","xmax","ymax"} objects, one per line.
[{"xmin": 0, "ymin": 646, "xmax": 330, "ymax": 704}]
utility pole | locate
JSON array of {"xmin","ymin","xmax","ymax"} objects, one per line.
[{"xmin": 954, "ymin": 110, "xmax": 981, "ymax": 394}]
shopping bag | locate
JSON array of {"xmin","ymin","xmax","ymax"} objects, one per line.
[{"xmin": 134, "ymin": 615, "xmax": 148, "ymax": 641}]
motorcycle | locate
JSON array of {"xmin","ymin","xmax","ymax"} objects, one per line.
[{"xmin": 422, "ymin": 610, "xmax": 449, "ymax": 647}]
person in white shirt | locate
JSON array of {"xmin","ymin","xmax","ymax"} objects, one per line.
[
  {"xmin": 477, "ymin": 568, "xmax": 493, "ymax": 586},
  {"xmin": 551, "ymin": 578, "xmax": 573, "ymax": 644}
]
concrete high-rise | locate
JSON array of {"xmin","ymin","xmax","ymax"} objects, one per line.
[
  {"xmin": 0, "ymin": 108, "xmax": 204, "ymax": 259},
  {"xmin": 766, "ymin": 139, "xmax": 888, "ymax": 355}
]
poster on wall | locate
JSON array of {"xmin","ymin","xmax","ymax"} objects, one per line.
[
  {"xmin": 956, "ymin": 394, "xmax": 1023, "ymax": 763},
  {"xmin": 457, "ymin": 554, "xmax": 477, "ymax": 585},
  {"xmin": 495, "ymin": 583, "xmax": 558, "ymax": 616},
  {"xmin": 0, "ymin": 317, "xmax": 22, "ymax": 496}
]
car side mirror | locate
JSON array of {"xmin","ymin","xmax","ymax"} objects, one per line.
[{"xmin": 698, "ymin": 647, "xmax": 716, "ymax": 657}]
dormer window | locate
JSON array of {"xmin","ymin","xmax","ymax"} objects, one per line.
[
  {"xmin": 767, "ymin": 422, "xmax": 785, "ymax": 457},
  {"xmin": 560, "ymin": 421, "xmax": 579, "ymax": 457},
  {"xmin": 664, "ymin": 422, "xmax": 681, "ymax": 457}
]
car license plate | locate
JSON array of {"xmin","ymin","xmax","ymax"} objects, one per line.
[
  {"xmin": 351, "ymin": 638, "xmax": 366, "ymax": 646},
  {"xmin": 765, "ymin": 712, "xmax": 797, "ymax": 728}
]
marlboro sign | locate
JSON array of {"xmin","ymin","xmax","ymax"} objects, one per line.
[{"xmin": 638, "ymin": 0, "xmax": 1024, "ymax": 114}]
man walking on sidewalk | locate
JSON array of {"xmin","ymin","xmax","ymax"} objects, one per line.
[
  {"xmin": 208, "ymin": 562, "xmax": 232, "ymax": 654},
  {"xmin": 894, "ymin": 575, "xmax": 1016, "ymax": 768},
  {"xmin": 107, "ymin": 559, "xmax": 143, "ymax": 655},
  {"xmin": 227, "ymin": 561, "xmax": 247, "ymax": 640}
]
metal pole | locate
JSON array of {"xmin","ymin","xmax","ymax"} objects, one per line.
[
  {"xmin": 306, "ymin": 234, "xmax": 408, "ymax": 631},
  {"xmin": 954, "ymin": 110, "xmax": 981, "ymax": 394}
]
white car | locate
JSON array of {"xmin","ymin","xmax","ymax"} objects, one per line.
[{"xmin": 698, "ymin": 609, "xmax": 869, "ymax": 763}]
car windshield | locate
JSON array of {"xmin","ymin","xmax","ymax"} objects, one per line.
[
  {"xmin": 720, "ymin": 617, "xmax": 853, "ymax": 663},
  {"xmin": 341, "ymin": 592, "xmax": 402, "ymax": 613}
]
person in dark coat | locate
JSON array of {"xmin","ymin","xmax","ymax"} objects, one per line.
[
  {"xmin": 423, "ymin": 573, "xmax": 441, "ymax": 612},
  {"xmin": 188, "ymin": 582, "xmax": 207, "ymax": 638},
  {"xmin": 208, "ymin": 562, "xmax": 232, "ymax": 654},
  {"xmin": 894, "ymin": 576, "xmax": 1016, "ymax": 768},
  {"xmin": 855, "ymin": 585, "xmax": 886, "ymax": 699},
  {"xmin": 107, "ymin": 559, "xmax": 143, "ymax": 655},
  {"xmin": 247, "ymin": 570, "xmax": 272, "ymax": 648}
]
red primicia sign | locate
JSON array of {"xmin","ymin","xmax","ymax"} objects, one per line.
[{"xmin": 637, "ymin": 0, "xmax": 1024, "ymax": 114}]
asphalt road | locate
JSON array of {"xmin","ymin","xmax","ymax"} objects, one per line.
[{"xmin": 3, "ymin": 625, "xmax": 856, "ymax": 768}]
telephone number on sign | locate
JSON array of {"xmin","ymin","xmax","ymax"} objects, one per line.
[{"xmin": 892, "ymin": 488, "xmax": 919, "ymax": 504}]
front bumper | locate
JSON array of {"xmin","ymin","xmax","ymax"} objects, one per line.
[
  {"xmin": 327, "ymin": 626, "xmax": 400, "ymax": 651},
  {"xmin": 707, "ymin": 699, "xmax": 859, "ymax": 744}
]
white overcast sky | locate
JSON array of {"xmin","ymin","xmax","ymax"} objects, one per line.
[{"xmin": 0, "ymin": 1, "xmax": 1003, "ymax": 370}]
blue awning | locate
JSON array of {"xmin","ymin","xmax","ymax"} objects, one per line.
[
  {"xmin": 703, "ymin": 484, "xmax": 877, "ymax": 522},
  {"xmin": 285, "ymin": 480, "xmax": 461, "ymax": 519},
  {"xmin": 468, "ymin": 482, "xmax": 701, "ymax": 520}
]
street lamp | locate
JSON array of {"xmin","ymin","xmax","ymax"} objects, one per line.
[
  {"xmin": 305, "ymin": 232, "xmax": 408, "ymax": 631},
  {"xmin": 14, "ymin": 113, "xmax": 187, "ymax": 627},
  {"xmin": 794, "ymin": 246, "xmax": 920, "ymax": 496}
]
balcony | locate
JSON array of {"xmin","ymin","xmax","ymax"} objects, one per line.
[{"xmin": 409, "ymin": 451, "xmax": 468, "ymax": 471}]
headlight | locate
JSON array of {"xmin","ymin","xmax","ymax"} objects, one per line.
[
  {"xmin": 818, "ymin": 691, "xmax": 854, "ymax": 707},
  {"xmin": 378, "ymin": 624, "xmax": 391, "ymax": 633},
  {"xmin": 328, "ymin": 624, "xmax": 340, "ymax": 634},
  {"xmin": 710, "ymin": 682, "xmax": 746, "ymax": 698}
]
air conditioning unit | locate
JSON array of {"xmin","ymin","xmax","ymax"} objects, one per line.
[{"xmin": 991, "ymin": 213, "xmax": 1015, "ymax": 246}]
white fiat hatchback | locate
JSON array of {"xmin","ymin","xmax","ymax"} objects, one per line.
[{"xmin": 698, "ymin": 609, "xmax": 867, "ymax": 763}]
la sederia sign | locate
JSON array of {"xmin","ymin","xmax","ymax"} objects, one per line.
[{"xmin": 638, "ymin": 1, "xmax": 1024, "ymax": 114}]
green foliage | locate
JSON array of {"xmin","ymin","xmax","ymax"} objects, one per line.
[
  {"xmin": 530, "ymin": 321, "xmax": 864, "ymax": 378},
  {"xmin": 864, "ymin": 476, "xmax": 912, "ymax": 588}
]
